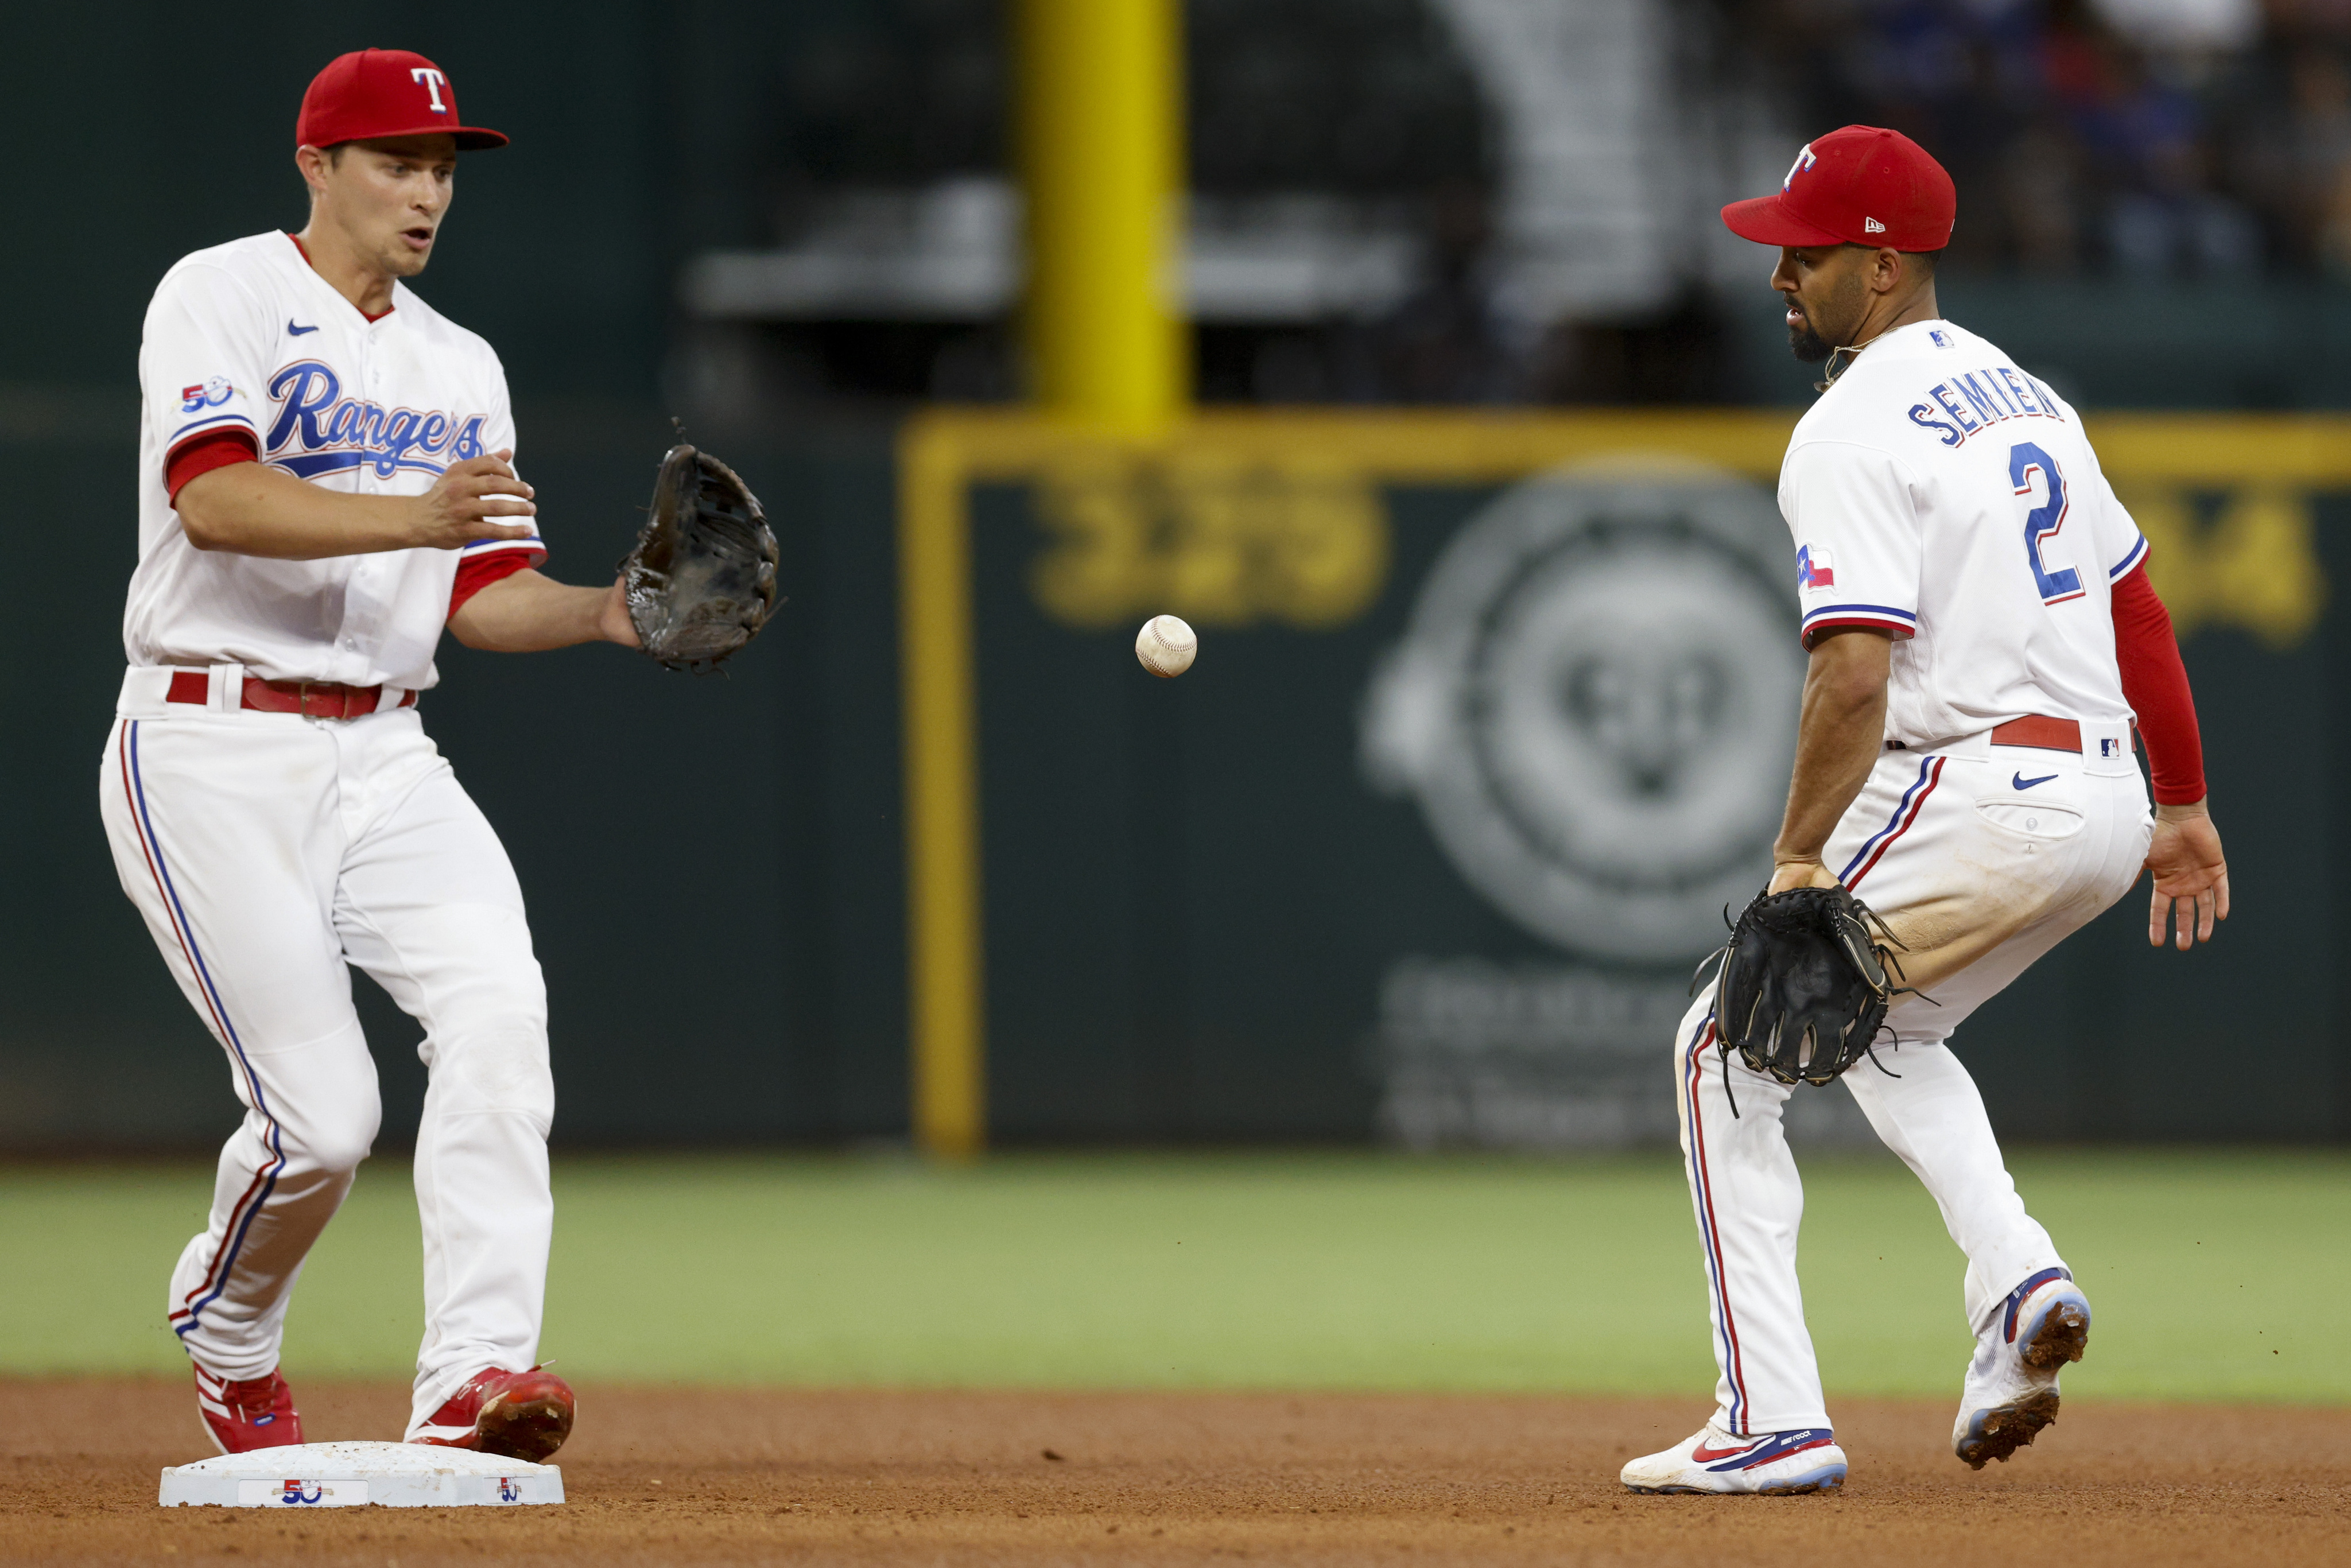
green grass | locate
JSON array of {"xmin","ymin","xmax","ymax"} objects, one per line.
[{"xmin": 3, "ymin": 1150, "xmax": 2343, "ymax": 1403}]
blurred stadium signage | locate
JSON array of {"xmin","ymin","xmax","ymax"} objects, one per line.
[
  {"xmin": 1358, "ymin": 463, "xmax": 1806, "ymax": 1146},
  {"xmin": 1027, "ymin": 453, "xmax": 1388, "ymax": 630},
  {"xmin": 899, "ymin": 410, "xmax": 2350, "ymax": 1156},
  {"xmin": 2123, "ymin": 482, "xmax": 2325, "ymax": 649},
  {"xmin": 1361, "ymin": 463, "xmax": 1801, "ymax": 958}
]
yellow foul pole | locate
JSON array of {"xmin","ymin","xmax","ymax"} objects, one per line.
[
  {"xmin": 901, "ymin": 421, "xmax": 987, "ymax": 1161},
  {"xmin": 904, "ymin": 0, "xmax": 1188, "ymax": 1159},
  {"xmin": 1017, "ymin": 0, "xmax": 1189, "ymax": 429}
]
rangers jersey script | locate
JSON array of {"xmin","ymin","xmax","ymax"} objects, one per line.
[
  {"xmin": 130, "ymin": 231, "xmax": 546, "ymax": 688},
  {"xmin": 1779, "ymin": 319, "xmax": 2147, "ymax": 748}
]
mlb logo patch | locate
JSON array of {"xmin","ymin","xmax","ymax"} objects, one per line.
[
  {"xmin": 2101, "ymin": 736, "xmax": 2120, "ymax": 758},
  {"xmin": 1929, "ymin": 329, "xmax": 1954, "ymax": 349},
  {"xmin": 1795, "ymin": 543, "xmax": 1835, "ymax": 591}
]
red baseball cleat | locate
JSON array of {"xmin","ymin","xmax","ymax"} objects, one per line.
[
  {"xmin": 409, "ymin": 1365, "xmax": 575, "ymax": 1463},
  {"xmin": 193, "ymin": 1363, "xmax": 304, "ymax": 1454}
]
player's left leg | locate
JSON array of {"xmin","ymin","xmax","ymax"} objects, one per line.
[
  {"xmin": 319, "ymin": 712, "xmax": 561, "ymax": 1449},
  {"xmin": 1621, "ymin": 990, "xmax": 1850, "ymax": 1494},
  {"xmin": 1669, "ymin": 991, "xmax": 1830, "ymax": 1437}
]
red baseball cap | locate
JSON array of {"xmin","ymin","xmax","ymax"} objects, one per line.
[
  {"xmin": 296, "ymin": 49, "xmax": 507, "ymax": 152},
  {"xmin": 1721, "ymin": 126, "xmax": 1953, "ymax": 251}
]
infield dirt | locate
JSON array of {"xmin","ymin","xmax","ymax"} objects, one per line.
[{"xmin": 1, "ymin": 1379, "xmax": 2341, "ymax": 1565}]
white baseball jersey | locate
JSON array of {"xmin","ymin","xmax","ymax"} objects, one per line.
[
  {"xmin": 129, "ymin": 231, "xmax": 546, "ymax": 689},
  {"xmin": 1779, "ymin": 319, "xmax": 2146, "ymax": 748}
]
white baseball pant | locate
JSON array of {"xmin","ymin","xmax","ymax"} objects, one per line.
[
  {"xmin": 1675, "ymin": 719, "xmax": 2152, "ymax": 1435},
  {"xmin": 99, "ymin": 672, "xmax": 553, "ymax": 1435}
]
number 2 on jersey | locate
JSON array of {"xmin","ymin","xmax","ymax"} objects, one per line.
[{"xmin": 2009, "ymin": 442, "xmax": 2083, "ymax": 606}]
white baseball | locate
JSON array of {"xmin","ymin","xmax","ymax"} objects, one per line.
[{"xmin": 1135, "ymin": 614, "xmax": 1197, "ymax": 677}]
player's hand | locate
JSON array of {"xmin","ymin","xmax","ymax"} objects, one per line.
[
  {"xmin": 2145, "ymin": 800, "xmax": 2229, "ymax": 950},
  {"xmin": 1766, "ymin": 857, "xmax": 1842, "ymax": 895},
  {"xmin": 599, "ymin": 575, "xmax": 640, "ymax": 647},
  {"xmin": 412, "ymin": 448, "xmax": 537, "ymax": 550}
]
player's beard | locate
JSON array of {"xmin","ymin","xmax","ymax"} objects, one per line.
[
  {"xmin": 1787, "ymin": 271, "xmax": 1865, "ymax": 364},
  {"xmin": 1789, "ymin": 313, "xmax": 1832, "ymax": 363}
]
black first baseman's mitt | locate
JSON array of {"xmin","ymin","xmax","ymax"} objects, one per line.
[
  {"xmin": 1706, "ymin": 885, "xmax": 1908, "ymax": 1103},
  {"xmin": 620, "ymin": 443, "xmax": 780, "ymax": 672}
]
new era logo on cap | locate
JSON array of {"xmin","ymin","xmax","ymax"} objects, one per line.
[{"xmin": 1722, "ymin": 126, "xmax": 1956, "ymax": 251}]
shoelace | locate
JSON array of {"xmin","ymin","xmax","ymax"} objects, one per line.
[{"xmin": 220, "ymin": 1380, "xmax": 283, "ymax": 1419}]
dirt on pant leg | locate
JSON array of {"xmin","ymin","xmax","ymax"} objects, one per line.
[{"xmin": 3, "ymin": 1379, "xmax": 2345, "ymax": 1567}]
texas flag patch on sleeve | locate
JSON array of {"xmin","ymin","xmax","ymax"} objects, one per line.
[{"xmin": 1795, "ymin": 543, "xmax": 1836, "ymax": 591}]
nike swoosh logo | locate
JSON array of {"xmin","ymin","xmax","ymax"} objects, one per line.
[
  {"xmin": 288, "ymin": 321, "xmax": 319, "ymax": 336},
  {"xmin": 2012, "ymin": 771, "xmax": 2057, "ymax": 790},
  {"xmin": 1690, "ymin": 1438, "xmax": 1764, "ymax": 1462}
]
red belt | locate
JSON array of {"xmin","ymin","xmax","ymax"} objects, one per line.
[
  {"xmin": 165, "ymin": 669, "xmax": 416, "ymax": 720},
  {"xmin": 1988, "ymin": 715, "xmax": 2080, "ymax": 752}
]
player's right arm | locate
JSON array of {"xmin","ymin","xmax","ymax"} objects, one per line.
[
  {"xmin": 176, "ymin": 449, "xmax": 537, "ymax": 558},
  {"xmin": 144, "ymin": 259, "xmax": 536, "ymax": 560},
  {"xmin": 2079, "ymin": 450, "xmax": 2230, "ymax": 950},
  {"xmin": 2109, "ymin": 535, "xmax": 2228, "ymax": 950},
  {"xmin": 2144, "ymin": 799, "xmax": 2228, "ymax": 950}
]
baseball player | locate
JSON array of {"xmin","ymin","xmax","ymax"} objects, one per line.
[
  {"xmin": 104, "ymin": 49, "xmax": 634, "ymax": 1460},
  {"xmin": 1621, "ymin": 127, "xmax": 2230, "ymax": 1494}
]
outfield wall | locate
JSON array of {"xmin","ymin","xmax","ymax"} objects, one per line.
[
  {"xmin": 0, "ymin": 406, "xmax": 2341, "ymax": 1149},
  {"xmin": 905, "ymin": 410, "xmax": 2345, "ymax": 1151}
]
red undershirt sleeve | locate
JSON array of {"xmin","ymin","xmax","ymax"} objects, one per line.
[
  {"xmin": 164, "ymin": 428, "xmax": 261, "ymax": 503},
  {"xmin": 448, "ymin": 552, "xmax": 538, "ymax": 620},
  {"xmin": 2111, "ymin": 560, "xmax": 2207, "ymax": 805}
]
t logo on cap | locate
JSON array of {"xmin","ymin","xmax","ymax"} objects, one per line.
[
  {"xmin": 410, "ymin": 67, "xmax": 449, "ymax": 113},
  {"xmin": 1784, "ymin": 145, "xmax": 1817, "ymax": 190}
]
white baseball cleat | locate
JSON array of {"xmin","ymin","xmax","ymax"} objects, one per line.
[
  {"xmin": 1953, "ymin": 1266, "xmax": 2090, "ymax": 1469},
  {"xmin": 1621, "ymin": 1422, "xmax": 1848, "ymax": 1495}
]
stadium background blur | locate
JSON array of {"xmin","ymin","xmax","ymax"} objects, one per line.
[{"xmin": 2, "ymin": 0, "xmax": 2346, "ymax": 1420}]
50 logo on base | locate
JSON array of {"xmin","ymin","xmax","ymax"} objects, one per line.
[{"xmin": 235, "ymin": 1477, "xmax": 367, "ymax": 1507}]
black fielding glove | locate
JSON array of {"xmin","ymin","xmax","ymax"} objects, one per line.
[
  {"xmin": 619, "ymin": 443, "xmax": 781, "ymax": 672},
  {"xmin": 1706, "ymin": 884, "xmax": 1908, "ymax": 1109}
]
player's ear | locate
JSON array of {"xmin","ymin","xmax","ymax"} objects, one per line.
[
  {"xmin": 1872, "ymin": 246, "xmax": 1905, "ymax": 294},
  {"xmin": 295, "ymin": 143, "xmax": 331, "ymax": 204}
]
